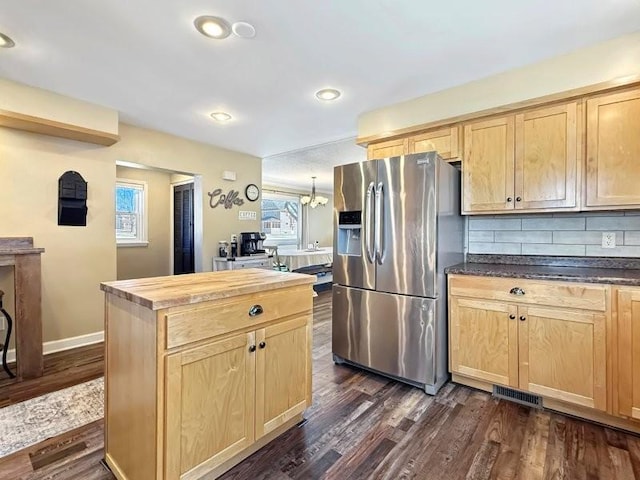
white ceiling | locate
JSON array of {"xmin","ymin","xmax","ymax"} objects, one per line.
[
  {"xmin": 263, "ymin": 137, "xmax": 366, "ymax": 192},
  {"xmin": 1, "ymin": 1, "xmax": 640, "ymax": 164}
]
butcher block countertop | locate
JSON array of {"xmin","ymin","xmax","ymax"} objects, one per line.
[{"xmin": 100, "ymin": 268, "xmax": 315, "ymax": 310}]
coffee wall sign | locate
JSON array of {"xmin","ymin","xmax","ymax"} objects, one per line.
[{"xmin": 208, "ymin": 188, "xmax": 245, "ymax": 209}]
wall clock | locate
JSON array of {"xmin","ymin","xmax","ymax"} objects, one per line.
[{"xmin": 245, "ymin": 183, "xmax": 260, "ymax": 202}]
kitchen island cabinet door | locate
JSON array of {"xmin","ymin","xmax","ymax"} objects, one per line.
[
  {"xmin": 462, "ymin": 116, "xmax": 515, "ymax": 213},
  {"xmin": 164, "ymin": 332, "xmax": 256, "ymax": 480},
  {"xmin": 514, "ymin": 102, "xmax": 578, "ymax": 210},
  {"xmin": 450, "ymin": 297, "xmax": 519, "ymax": 387},
  {"xmin": 586, "ymin": 87, "xmax": 640, "ymax": 208},
  {"xmin": 255, "ymin": 315, "xmax": 311, "ymax": 439},
  {"xmin": 518, "ymin": 306, "xmax": 606, "ymax": 411},
  {"xmin": 618, "ymin": 289, "xmax": 640, "ymax": 421}
]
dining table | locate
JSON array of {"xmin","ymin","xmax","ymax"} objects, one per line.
[{"xmin": 277, "ymin": 247, "xmax": 333, "ymax": 272}]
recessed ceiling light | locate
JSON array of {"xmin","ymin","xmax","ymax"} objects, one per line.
[
  {"xmin": 194, "ymin": 16, "xmax": 231, "ymax": 39},
  {"xmin": 0, "ymin": 33, "xmax": 15, "ymax": 48},
  {"xmin": 210, "ymin": 112, "xmax": 232, "ymax": 122},
  {"xmin": 232, "ymin": 22, "xmax": 256, "ymax": 39},
  {"xmin": 315, "ymin": 88, "xmax": 341, "ymax": 101}
]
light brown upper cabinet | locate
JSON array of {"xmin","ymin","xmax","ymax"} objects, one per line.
[
  {"xmin": 463, "ymin": 102, "xmax": 579, "ymax": 214},
  {"xmin": 366, "ymin": 126, "xmax": 461, "ymax": 161},
  {"xmin": 407, "ymin": 126, "xmax": 461, "ymax": 160},
  {"xmin": 586, "ymin": 87, "xmax": 640, "ymax": 208},
  {"xmin": 515, "ymin": 103, "xmax": 578, "ymax": 210},
  {"xmin": 463, "ymin": 116, "xmax": 515, "ymax": 213},
  {"xmin": 367, "ymin": 138, "xmax": 408, "ymax": 160}
]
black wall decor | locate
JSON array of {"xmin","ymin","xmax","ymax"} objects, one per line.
[{"xmin": 58, "ymin": 171, "xmax": 88, "ymax": 226}]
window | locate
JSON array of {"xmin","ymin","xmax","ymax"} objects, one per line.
[
  {"xmin": 115, "ymin": 179, "xmax": 148, "ymax": 246},
  {"xmin": 261, "ymin": 192, "xmax": 301, "ymax": 247}
]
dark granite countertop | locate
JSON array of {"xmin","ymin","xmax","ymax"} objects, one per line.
[{"xmin": 445, "ymin": 255, "xmax": 640, "ymax": 286}]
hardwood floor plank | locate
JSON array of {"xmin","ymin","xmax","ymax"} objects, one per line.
[
  {"xmin": 465, "ymin": 440, "xmax": 501, "ymax": 480},
  {"xmin": 488, "ymin": 402, "xmax": 531, "ymax": 480},
  {"xmin": 291, "ymin": 448, "xmax": 341, "ymax": 480},
  {"xmin": 609, "ymin": 446, "xmax": 637, "ymax": 480},
  {"xmin": 516, "ymin": 409, "xmax": 550, "ymax": 480},
  {"xmin": 542, "ymin": 415, "xmax": 567, "ymax": 480}
]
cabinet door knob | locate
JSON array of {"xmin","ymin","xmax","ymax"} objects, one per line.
[
  {"xmin": 516, "ymin": 197, "xmax": 522, "ymax": 202},
  {"xmin": 519, "ymin": 316, "xmax": 526, "ymax": 321},
  {"xmin": 509, "ymin": 287, "xmax": 525, "ymax": 296},
  {"xmin": 507, "ymin": 197, "xmax": 513, "ymax": 202},
  {"xmin": 259, "ymin": 341, "xmax": 266, "ymax": 349},
  {"xmin": 249, "ymin": 304, "xmax": 264, "ymax": 317},
  {"xmin": 249, "ymin": 345, "xmax": 256, "ymax": 352},
  {"xmin": 509, "ymin": 314, "xmax": 516, "ymax": 320}
]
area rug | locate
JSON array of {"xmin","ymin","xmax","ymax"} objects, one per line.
[{"xmin": 0, "ymin": 377, "xmax": 104, "ymax": 458}]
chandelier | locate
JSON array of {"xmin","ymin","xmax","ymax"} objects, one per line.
[{"xmin": 300, "ymin": 176, "xmax": 328, "ymax": 208}]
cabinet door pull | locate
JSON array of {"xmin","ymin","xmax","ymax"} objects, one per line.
[
  {"xmin": 516, "ymin": 197, "xmax": 522, "ymax": 202},
  {"xmin": 509, "ymin": 287, "xmax": 525, "ymax": 296},
  {"xmin": 519, "ymin": 316, "xmax": 526, "ymax": 321},
  {"xmin": 249, "ymin": 304, "xmax": 264, "ymax": 317},
  {"xmin": 507, "ymin": 197, "xmax": 513, "ymax": 202},
  {"xmin": 249, "ymin": 345, "xmax": 256, "ymax": 352},
  {"xmin": 509, "ymin": 314, "xmax": 516, "ymax": 320},
  {"xmin": 259, "ymin": 341, "xmax": 266, "ymax": 349}
]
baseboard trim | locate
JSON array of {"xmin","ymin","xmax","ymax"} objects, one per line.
[{"xmin": 5, "ymin": 331, "xmax": 104, "ymax": 363}]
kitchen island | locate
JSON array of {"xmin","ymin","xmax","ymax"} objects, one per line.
[{"xmin": 100, "ymin": 269, "xmax": 315, "ymax": 480}]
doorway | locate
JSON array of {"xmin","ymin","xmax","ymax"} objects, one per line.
[{"xmin": 173, "ymin": 182, "xmax": 195, "ymax": 274}]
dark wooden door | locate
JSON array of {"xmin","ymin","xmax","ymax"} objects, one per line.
[{"xmin": 173, "ymin": 183, "xmax": 195, "ymax": 275}]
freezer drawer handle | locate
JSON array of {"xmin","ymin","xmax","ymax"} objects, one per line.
[
  {"xmin": 509, "ymin": 287, "xmax": 525, "ymax": 296},
  {"xmin": 249, "ymin": 304, "xmax": 264, "ymax": 316}
]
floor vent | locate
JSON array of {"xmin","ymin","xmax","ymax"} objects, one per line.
[{"xmin": 493, "ymin": 385, "xmax": 543, "ymax": 409}]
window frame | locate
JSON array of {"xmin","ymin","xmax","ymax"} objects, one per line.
[
  {"xmin": 261, "ymin": 191, "xmax": 302, "ymax": 248},
  {"xmin": 115, "ymin": 178, "xmax": 149, "ymax": 247}
]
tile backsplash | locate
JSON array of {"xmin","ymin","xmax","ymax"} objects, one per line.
[{"xmin": 466, "ymin": 211, "xmax": 640, "ymax": 257}]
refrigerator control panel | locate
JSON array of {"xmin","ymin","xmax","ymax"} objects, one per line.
[
  {"xmin": 337, "ymin": 210, "xmax": 362, "ymax": 256},
  {"xmin": 338, "ymin": 211, "xmax": 361, "ymax": 225}
]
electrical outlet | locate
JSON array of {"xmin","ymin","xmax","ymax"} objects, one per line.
[{"xmin": 602, "ymin": 232, "xmax": 616, "ymax": 249}]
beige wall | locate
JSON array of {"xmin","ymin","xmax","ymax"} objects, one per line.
[
  {"xmin": 116, "ymin": 166, "xmax": 172, "ymax": 280},
  {"xmin": 307, "ymin": 197, "xmax": 333, "ymax": 247},
  {"xmin": 0, "ymin": 78, "xmax": 119, "ymax": 135},
  {"xmin": 263, "ymin": 185, "xmax": 334, "ymax": 247},
  {"xmin": 0, "ymin": 129, "xmax": 116, "ymax": 343},
  {"xmin": 358, "ymin": 31, "xmax": 640, "ymax": 138},
  {"xmin": 0, "ymin": 85, "xmax": 261, "ymax": 344}
]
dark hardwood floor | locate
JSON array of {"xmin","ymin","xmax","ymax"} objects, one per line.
[{"xmin": 1, "ymin": 291, "xmax": 639, "ymax": 479}]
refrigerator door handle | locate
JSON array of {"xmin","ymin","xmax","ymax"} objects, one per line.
[
  {"xmin": 375, "ymin": 182, "xmax": 385, "ymax": 264},
  {"xmin": 365, "ymin": 181, "xmax": 376, "ymax": 263}
]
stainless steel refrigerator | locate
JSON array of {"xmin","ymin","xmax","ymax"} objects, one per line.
[{"xmin": 332, "ymin": 151, "xmax": 463, "ymax": 394}]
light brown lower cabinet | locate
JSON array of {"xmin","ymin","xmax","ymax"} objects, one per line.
[
  {"xmin": 450, "ymin": 292, "xmax": 606, "ymax": 411},
  {"xmin": 102, "ymin": 274, "xmax": 314, "ymax": 480},
  {"xmin": 449, "ymin": 274, "xmax": 640, "ymax": 432},
  {"xmin": 617, "ymin": 288, "xmax": 640, "ymax": 421},
  {"xmin": 164, "ymin": 315, "xmax": 310, "ymax": 480}
]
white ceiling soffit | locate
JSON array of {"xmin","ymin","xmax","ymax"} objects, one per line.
[
  {"xmin": 263, "ymin": 137, "xmax": 366, "ymax": 192},
  {"xmin": 1, "ymin": 1, "xmax": 640, "ymax": 158}
]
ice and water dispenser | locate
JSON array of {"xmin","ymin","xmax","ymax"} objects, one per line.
[{"xmin": 337, "ymin": 211, "xmax": 362, "ymax": 256}]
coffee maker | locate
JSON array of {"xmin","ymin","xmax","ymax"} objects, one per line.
[{"xmin": 239, "ymin": 232, "xmax": 267, "ymax": 256}]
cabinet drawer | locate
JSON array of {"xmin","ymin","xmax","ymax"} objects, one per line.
[
  {"xmin": 449, "ymin": 275, "xmax": 607, "ymax": 311},
  {"xmin": 166, "ymin": 285, "xmax": 312, "ymax": 349}
]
